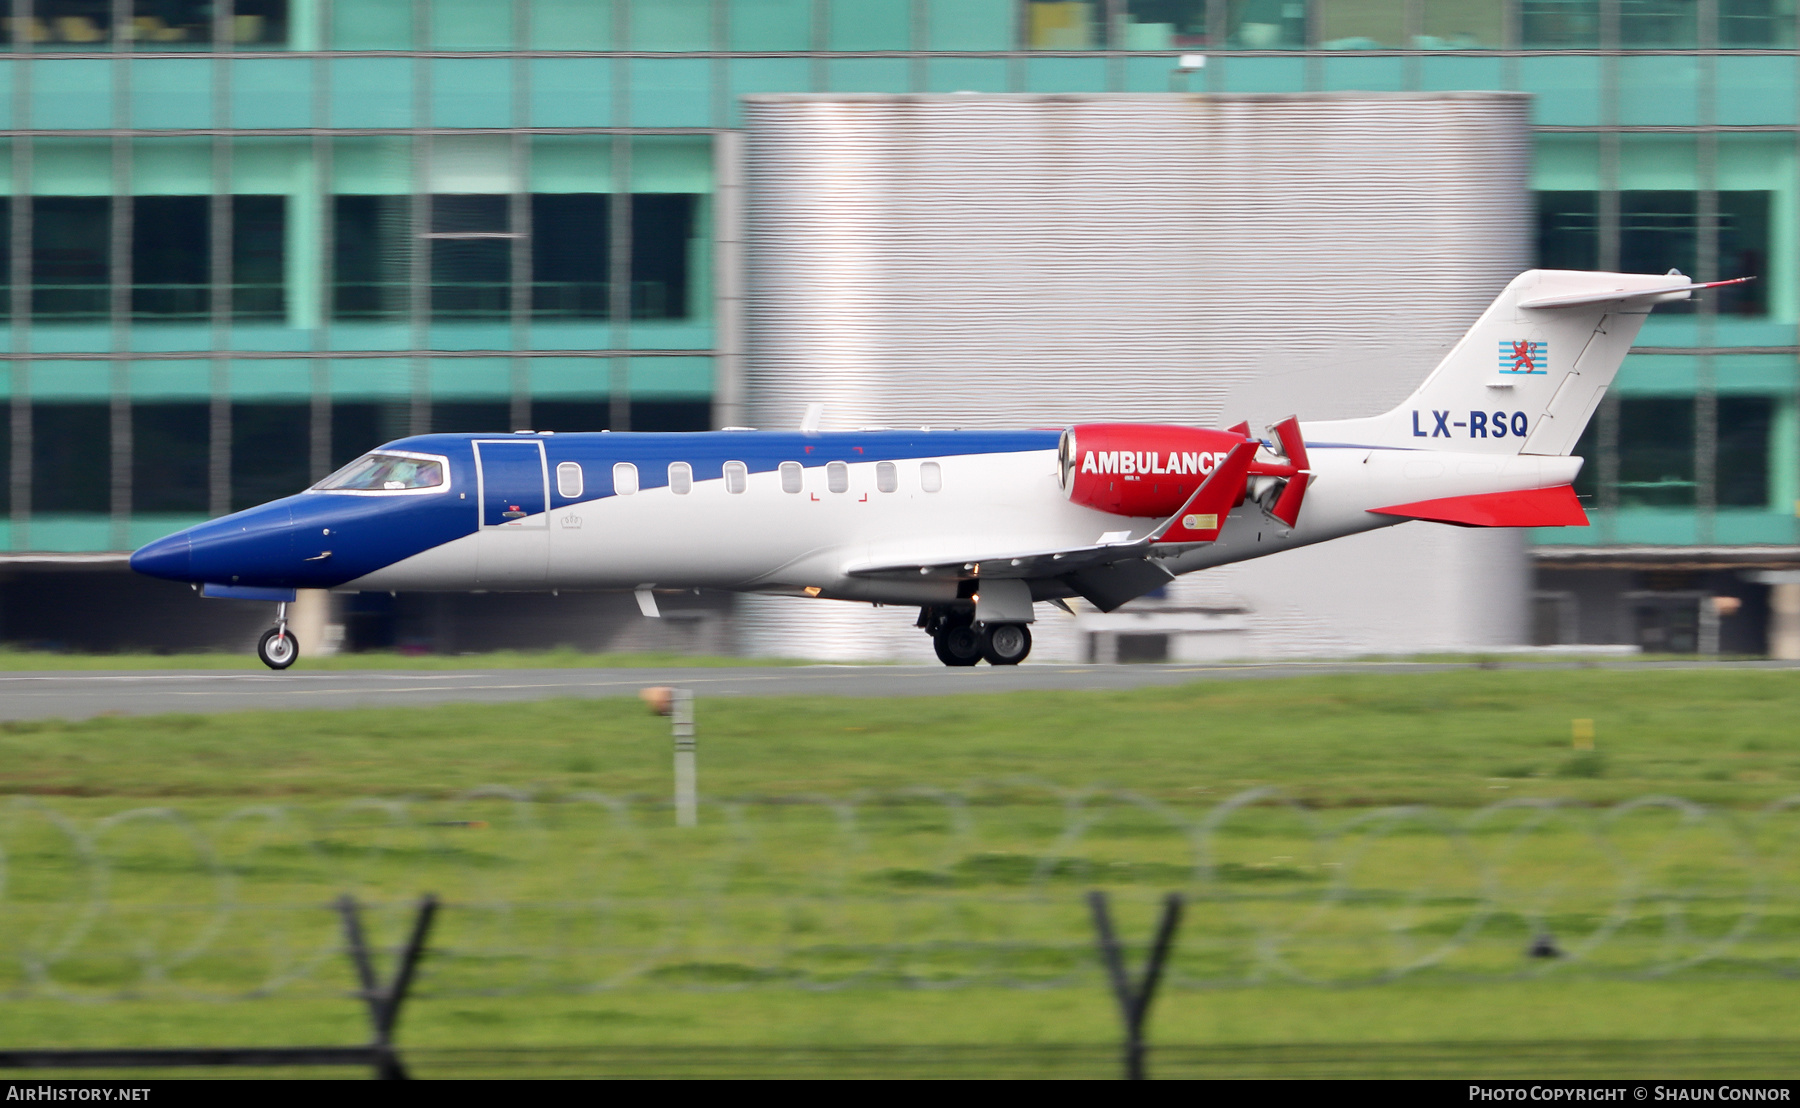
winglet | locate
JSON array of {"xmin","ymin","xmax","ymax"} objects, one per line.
[{"xmin": 1153, "ymin": 440, "xmax": 1257, "ymax": 543}]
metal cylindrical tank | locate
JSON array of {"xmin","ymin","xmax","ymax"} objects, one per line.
[{"xmin": 739, "ymin": 92, "xmax": 1532, "ymax": 662}]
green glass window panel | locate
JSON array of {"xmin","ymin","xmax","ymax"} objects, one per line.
[
  {"xmin": 129, "ymin": 59, "xmax": 213, "ymax": 129},
  {"xmin": 1222, "ymin": 56, "xmax": 1306, "ymax": 91},
  {"xmin": 630, "ymin": 356, "xmax": 713, "ymax": 399},
  {"xmin": 1120, "ymin": 1, "xmax": 1205, "ymax": 48},
  {"xmin": 0, "ymin": 63, "xmax": 12, "ymax": 129},
  {"xmin": 826, "ymin": 57, "xmax": 911, "ymax": 92},
  {"xmin": 132, "ymin": 137, "xmax": 212, "ymax": 194},
  {"xmin": 1318, "ymin": 0, "xmax": 1403, "ymax": 47},
  {"xmin": 332, "ymin": 138, "xmax": 412, "ymax": 326},
  {"xmin": 1716, "ymin": 355, "xmax": 1797, "ymax": 394},
  {"xmin": 1617, "ymin": 55, "xmax": 1699, "ymax": 126},
  {"xmin": 29, "ymin": 361, "xmax": 111, "ymax": 400},
  {"xmin": 1717, "ymin": 57, "xmax": 1799, "ymax": 126},
  {"xmin": 328, "ymin": 58, "xmax": 415, "ymax": 128},
  {"xmin": 530, "ymin": 0, "xmax": 612, "ymax": 49},
  {"xmin": 632, "ymin": 0, "xmax": 711, "ymax": 50},
  {"xmin": 1520, "ymin": 0, "xmax": 1598, "ymax": 46},
  {"xmin": 1321, "ymin": 56, "xmax": 1405, "ymax": 91},
  {"xmin": 727, "ymin": 57, "xmax": 812, "ymax": 126},
  {"xmin": 930, "ymin": 0, "xmax": 1013, "ymax": 49},
  {"xmin": 331, "ymin": 0, "xmax": 412, "ymax": 47},
  {"xmin": 1418, "ymin": 55, "xmax": 1502, "ymax": 91},
  {"xmin": 1721, "ymin": 0, "xmax": 1796, "ymax": 46},
  {"xmin": 232, "ymin": 139, "xmax": 318, "ymax": 333},
  {"xmin": 32, "ymin": 139, "xmax": 111, "ymax": 197},
  {"xmin": 128, "ymin": 0, "xmax": 215, "ymax": 50},
  {"xmin": 1419, "ymin": 0, "xmax": 1500, "ymax": 47},
  {"xmin": 432, "ymin": 0, "xmax": 514, "ymax": 48},
  {"xmin": 1227, "ymin": 0, "xmax": 1306, "ymax": 47},
  {"xmin": 128, "ymin": 360, "xmax": 210, "ymax": 399},
  {"xmin": 1024, "ymin": 56, "xmax": 1106, "ymax": 92},
  {"xmin": 1537, "ymin": 191, "xmax": 1598, "ymax": 269},
  {"xmin": 33, "ymin": 403, "xmax": 109, "ymax": 513},
  {"xmin": 1517, "ymin": 55, "xmax": 1601, "ymax": 127},
  {"xmin": 627, "ymin": 58, "xmax": 711, "ymax": 127},
  {"xmin": 830, "ymin": 0, "xmax": 911, "ymax": 50},
  {"xmin": 529, "ymin": 58, "xmax": 614, "ymax": 127},
  {"xmin": 332, "ymin": 0, "xmax": 412, "ymax": 48},
  {"xmin": 729, "ymin": 0, "xmax": 811, "ymax": 49},
  {"xmin": 1617, "ymin": 397, "xmax": 1695, "ymax": 507},
  {"xmin": 329, "ymin": 359, "xmax": 412, "ymax": 400},
  {"xmin": 31, "ymin": 60, "xmax": 113, "ymax": 130},
  {"xmin": 132, "ymin": 401, "xmax": 208, "ymax": 514},
  {"xmin": 530, "ymin": 357, "xmax": 606, "ymax": 397},
  {"xmin": 1123, "ymin": 54, "xmax": 1186, "ymax": 90},
  {"xmin": 1532, "ymin": 133, "xmax": 1600, "ymax": 191},
  {"xmin": 430, "ymin": 358, "xmax": 511, "ymax": 399},
  {"xmin": 632, "ymin": 136, "xmax": 712, "ymax": 194},
  {"xmin": 927, "ymin": 57, "xmax": 1010, "ymax": 92},
  {"xmin": 230, "ymin": 59, "xmax": 312, "ymax": 129},
  {"xmin": 228, "ymin": 360, "xmax": 311, "ymax": 399},
  {"xmin": 1620, "ymin": 0, "xmax": 1697, "ymax": 46},
  {"xmin": 531, "ymin": 135, "xmax": 615, "ymax": 193},
  {"xmin": 1619, "ymin": 135, "xmax": 1696, "ymax": 191},
  {"xmin": 431, "ymin": 58, "xmax": 512, "ymax": 127}
]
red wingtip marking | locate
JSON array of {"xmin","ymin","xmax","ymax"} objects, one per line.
[{"xmin": 1369, "ymin": 485, "xmax": 1589, "ymax": 528}]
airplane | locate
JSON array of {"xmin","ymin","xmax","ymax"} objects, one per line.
[{"xmin": 130, "ymin": 268, "xmax": 1747, "ymax": 670}]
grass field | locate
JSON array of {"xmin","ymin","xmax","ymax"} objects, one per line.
[{"xmin": 4, "ymin": 666, "xmax": 1800, "ymax": 1078}]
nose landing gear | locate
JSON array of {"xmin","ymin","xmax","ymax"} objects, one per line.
[
  {"xmin": 920, "ymin": 606, "xmax": 1032, "ymax": 667},
  {"xmin": 256, "ymin": 601, "xmax": 300, "ymax": 670}
]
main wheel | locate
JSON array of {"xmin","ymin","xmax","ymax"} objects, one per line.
[
  {"xmin": 980, "ymin": 623, "xmax": 1032, "ymax": 666},
  {"xmin": 933, "ymin": 623, "xmax": 983, "ymax": 667},
  {"xmin": 257, "ymin": 627, "xmax": 299, "ymax": 670}
]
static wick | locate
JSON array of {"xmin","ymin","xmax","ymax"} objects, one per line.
[{"xmin": 1572, "ymin": 718, "xmax": 1595, "ymax": 751}]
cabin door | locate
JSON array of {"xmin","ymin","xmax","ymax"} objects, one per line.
[{"xmin": 473, "ymin": 440, "xmax": 549, "ymax": 588}]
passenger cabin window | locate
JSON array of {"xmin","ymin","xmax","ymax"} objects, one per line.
[
  {"xmin": 556, "ymin": 461, "xmax": 583, "ymax": 499},
  {"xmin": 780, "ymin": 461, "xmax": 803, "ymax": 493},
  {"xmin": 827, "ymin": 460, "xmax": 849, "ymax": 493},
  {"xmin": 613, "ymin": 461, "xmax": 638, "ymax": 495},
  {"xmin": 920, "ymin": 461, "xmax": 942, "ymax": 493},
  {"xmin": 724, "ymin": 461, "xmax": 748, "ymax": 494},
  {"xmin": 876, "ymin": 461, "xmax": 897, "ymax": 493},
  {"xmin": 669, "ymin": 461, "xmax": 692, "ymax": 495},
  {"xmin": 314, "ymin": 452, "xmax": 445, "ymax": 492}
]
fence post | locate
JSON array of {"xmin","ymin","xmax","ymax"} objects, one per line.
[
  {"xmin": 1087, "ymin": 890, "xmax": 1183, "ymax": 1080},
  {"xmin": 672, "ymin": 687, "xmax": 697, "ymax": 827},
  {"xmin": 336, "ymin": 893, "xmax": 439, "ymax": 1080}
]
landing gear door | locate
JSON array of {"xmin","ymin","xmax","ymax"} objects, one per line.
[{"xmin": 473, "ymin": 439, "xmax": 549, "ymax": 587}]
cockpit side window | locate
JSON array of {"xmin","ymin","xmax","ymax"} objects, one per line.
[{"xmin": 313, "ymin": 451, "xmax": 448, "ymax": 493}]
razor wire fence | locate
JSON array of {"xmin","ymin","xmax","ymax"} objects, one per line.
[{"xmin": 7, "ymin": 783, "xmax": 1800, "ymax": 1001}]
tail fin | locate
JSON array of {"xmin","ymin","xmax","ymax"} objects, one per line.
[{"xmin": 1313, "ymin": 270, "xmax": 1748, "ymax": 456}]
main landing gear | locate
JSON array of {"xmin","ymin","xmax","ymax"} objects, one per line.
[
  {"xmin": 257, "ymin": 601, "xmax": 299, "ymax": 670},
  {"xmin": 920, "ymin": 607, "xmax": 1032, "ymax": 667}
]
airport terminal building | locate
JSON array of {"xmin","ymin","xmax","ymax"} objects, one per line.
[{"xmin": 0, "ymin": 0, "xmax": 1795, "ymax": 658}]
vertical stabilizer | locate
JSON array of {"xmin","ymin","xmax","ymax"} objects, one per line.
[{"xmin": 1312, "ymin": 270, "xmax": 1740, "ymax": 456}]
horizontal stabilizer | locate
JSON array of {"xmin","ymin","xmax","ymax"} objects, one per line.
[
  {"xmin": 1368, "ymin": 485, "xmax": 1588, "ymax": 528},
  {"xmin": 1518, "ymin": 276, "xmax": 1751, "ymax": 310}
]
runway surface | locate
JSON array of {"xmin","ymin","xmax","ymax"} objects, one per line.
[{"xmin": 0, "ymin": 659, "xmax": 1794, "ymax": 722}]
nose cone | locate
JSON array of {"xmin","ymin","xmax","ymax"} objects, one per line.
[{"xmin": 130, "ymin": 532, "xmax": 193, "ymax": 582}]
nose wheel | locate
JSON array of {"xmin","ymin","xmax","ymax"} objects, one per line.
[{"xmin": 256, "ymin": 602, "xmax": 299, "ymax": 670}]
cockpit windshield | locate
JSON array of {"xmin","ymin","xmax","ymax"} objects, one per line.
[{"xmin": 313, "ymin": 452, "xmax": 445, "ymax": 492}]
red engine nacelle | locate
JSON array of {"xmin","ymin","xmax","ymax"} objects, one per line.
[{"xmin": 1058, "ymin": 424, "xmax": 1253, "ymax": 518}]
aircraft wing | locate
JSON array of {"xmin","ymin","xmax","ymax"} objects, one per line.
[{"xmin": 845, "ymin": 534, "xmax": 1187, "ymax": 613}]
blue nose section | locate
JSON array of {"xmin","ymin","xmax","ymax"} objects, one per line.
[{"xmin": 129, "ymin": 532, "xmax": 193, "ymax": 582}]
